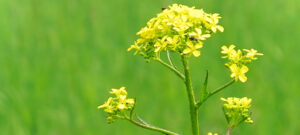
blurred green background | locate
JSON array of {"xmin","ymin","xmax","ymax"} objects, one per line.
[{"xmin": 0, "ymin": 0, "xmax": 299, "ymax": 134}]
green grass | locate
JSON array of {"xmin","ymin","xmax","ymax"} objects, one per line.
[{"xmin": 0, "ymin": 0, "xmax": 299, "ymax": 134}]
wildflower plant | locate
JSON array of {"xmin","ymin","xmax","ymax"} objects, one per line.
[{"xmin": 99, "ymin": 4, "xmax": 263, "ymax": 135}]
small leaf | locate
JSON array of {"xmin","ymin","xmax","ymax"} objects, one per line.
[
  {"xmin": 135, "ymin": 114, "xmax": 151, "ymax": 126},
  {"xmin": 200, "ymin": 70, "xmax": 209, "ymax": 102}
]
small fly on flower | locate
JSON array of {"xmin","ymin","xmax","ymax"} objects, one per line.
[
  {"xmin": 189, "ymin": 37, "xmax": 198, "ymax": 41},
  {"xmin": 161, "ymin": 7, "xmax": 167, "ymax": 11}
]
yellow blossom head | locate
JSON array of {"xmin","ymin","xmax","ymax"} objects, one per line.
[
  {"xmin": 98, "ymin": 87, "xmax": 135, "ymax": 123},
  {"xmin": 229, "ymin": 64, "xmax": 248, "ymax": 82},
  {"xmin": 129, "ymin": 4, "xmax": 224, "ymax": 60},
  {"xmin": 221, "ymin": 44, "xmax": 235, "ymax": 56},
  {"xmin": 221, "ymin": 97, "xmax": 253, "ymax": 128},
  {"xmin": 221, "ymin": 45, "xmax": 263, "ymax": 82},
  {"xmin": 243, "ymin": 49, "xmax": 264, "ymax": 60}
]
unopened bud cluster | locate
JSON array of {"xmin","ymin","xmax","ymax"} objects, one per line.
[{"xmin": 221, "ymin": 97, "xmax": 253, "ymax": 128}]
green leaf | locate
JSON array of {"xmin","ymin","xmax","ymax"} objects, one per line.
[{"xmin": 199, "ymin": 70, "xmax": 209, "ymax": 102}]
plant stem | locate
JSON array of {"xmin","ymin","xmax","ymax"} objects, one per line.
[
  {"xmin": 226, "ymin": 127, "xmax": 234, "ymax": 135},
  {"xmin": 156, "ymin": 58, "xmax": 185, "ymax": 80},
  {"xmin": 126, "ymin": 118, "xmax": 179, "ymax": 135},
  {"xmin": 181, "ymin": 55, "xmax": 199, "ymax": 135},
  {"xmin": 209, "ymin": 79, "xmax": 235, "ymax": 97},
  {"xmin": 167, "ymin": 50, "xmax": 175, "ymax": 67},
  {"xmin": 197, "ymin": 79, "xmax": 235, "ymax": 108}
]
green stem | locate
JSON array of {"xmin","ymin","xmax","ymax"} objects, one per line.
[
  {"xmin": 126, "ymin": 118, "xmax": 179, "ymax": 135},
  {"xmin": 156, "ymin": 58, "xmax": 185, "ymax": 80},
  {"xmin": 167, "ymin": 50, "xmax": 175, "ymax": 67},
  {"xmin": 197, "ymin": 79, "xmax": 235, "ymax": 108},
  {"xmin": 181, "ymin": 55, "xmax": 199, "ymax": 135},
  {"xmin": 226, "ymin": 127, "xmax": 234, "ymax": 135},
  {"xmin": 209, "ymin": 79, "xmax": 235, "ymax": 97}
]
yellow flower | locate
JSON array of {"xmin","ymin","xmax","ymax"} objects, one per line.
[
  {"xmin": 221, "ymin": 45, "xmax": 263, "ymax": 82},
  {"xmin": 128, "ymin": 41, "xmax": 141, "ymax": 53},
  {"xmin": 126, "ymin": 98, "xmax": 135, "ymax": 104},
  {"xmin": 228, "ymin": 49, "xmax": 242, "ymax": 63},
  {"xmin": 173, "ymin": 21, "xmax": 191, "ymax": 34},
  {"xmin": 166, "ymin": 35, "xmax": 179, "ymax": 50},
  {"xmin": 207, "ymin": 132, "xmax": 218, "ymax": 135},
  {"xmin": 243, "ymin": 49, "xmax": 264, "ymax": 60},
  {"xmin": 189, "ymin": 9, "xmax": 205, "ymax": 18},
  {"xmin": 183, "ymin": 41, "xmax": 203, "ymax": 57},
  {"xmin": 137, "ymin": 27, "xmax": 156, "ymax": 39},
  {"xmin": 166, "ymin": 35, "xmax": 179, "ymax": 45},
  {"xmin": 205, "ymin": 13, "xmax": 224, "ymax": 33},
  {"xmin": 98, "ymin": 97, "xmax": 113, "ymax": 109},
  {"xmin": 221, "ymin": 97, "xmax": 252, "ymax": 109},
  {"xmin": 245, "ymin": 117, "xmax": 254, "ymax": 124},
  {"xmin": 221, "ymin": 44, "xmax": 235, "ymax": 55},
  {"xmin": 221, "ymin": 45, "xmax": 263, "ymax": 63},
  {"xmin": 129, "ymin": 4, "xmax": 224, "ymax": 60},
  {"xmin": 229, "ymin": 64, "xmax": 248, "ymax": 82},
  {"xmin": 117, "ymin": 103, "xmax": 126, "ymax": 110},
  {"xmin": 211, "ymin": 25, "xmax": 224, "ymax": 33},
  {"xmin": 154, "ymin": 36, "xmax": 169, "ymax": 52},
  {"xmin": 98, "ymin": 86, "xmax": 136, "ymax": 123},
  {"xmin": 188, "ymin": 28, "xmax": 211, "ymax": 40},
  {"xmin": 110, "ymin": 87, "xmax": 127, "ymax": 100},
  {"xmin": 104, "ymin": 105, "xmax": 115, "ymax": 114},
  {"xmin": 154, "ymin": 42, "xmax": 163, "ymax": 52},
  {"xmin": 221, "ymin": 45, "xmax": 243, "ymax": 63}
]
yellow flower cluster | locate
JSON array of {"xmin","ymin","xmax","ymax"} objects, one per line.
[
  {"xmin": 207, "ymin": 132, "xmax": 218, "ymax": 135},
  {"xmin": 128, "ymin": 4, "xmax": 224, "ymax": 60},
  {"xmin": 221, "ymin": 45, "xmax": 263, "ymax": 82},
  {"xmin": 98, "ymin": 87, "xmax": 135, "ymax": 123},
  {"xmin": 221, "ymin": 97, "xmax": 253, "ymax": 127}
]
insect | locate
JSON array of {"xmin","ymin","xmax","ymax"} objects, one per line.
[
  {"xmin": 189, "ymin": 37, "xmax": 198, "ymax": 41},
  {"xmin": 161, "ymin": 7, "xmax": 167, "ymax": 11}
]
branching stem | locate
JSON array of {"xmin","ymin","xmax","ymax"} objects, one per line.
[
  {"xmin": 157, "ymin": 54, "xmax": 235, "ymax": 135},
  {"xmin": 156, "ymin": 58, "xmax": 185, "ymax": 80},
  {"xmin": 197, "ymin": 79, "xmax": 235, "ymax": 108},
  {"xmin": 125, "ymin": 117, "xmax": 179, "ymax": 135},
  {"xmin": 209, "ymin": 79, "xmax": 235, "ymax": 97}
]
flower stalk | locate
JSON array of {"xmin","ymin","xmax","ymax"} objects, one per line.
[
  {"xmin": 197, "ymin": 79, "xmax": 235, "ymax": 108},
  {"xmin": 156, "ymin": 58, "xmax": 185, "ymax": 80},
  {"xmin": 226, "ymin": 127, "xmax": 234, "ymax": 135},
  {"xmin": 181, "ymin": 55, "xmax": 199, "ymax": 135},
  {"xmin": 125, "ymin": 117, "xmax": 179, "ymax": 135}
]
